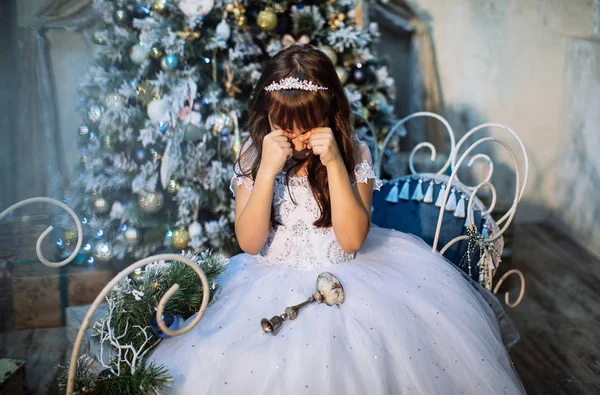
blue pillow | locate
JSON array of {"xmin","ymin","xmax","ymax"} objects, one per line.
[{"xmin": 371, "ymin": 174, "xmax": 499, "ymax": 283}]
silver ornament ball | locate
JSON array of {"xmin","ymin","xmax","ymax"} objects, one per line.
[
  {"xmin": 188, "ymin": 221, "xmax": 202, "ymax": 238},
  {"xmin": 93, "ymin": 241, "xmax": 113, "ymax": 262},
  {"xmin": 124, "ymin": 227, "xmax": 140, "ymax": 246},
  {"xmin": 138, "ymin": 191, "xmax": 164, "ymax": 213},
  {"xmin": 94, "ymin": 196, "xmax": 110, "ymax": 214},
  {"xmin": 87, "ymin": 105, "xmax": 103, "ymax": 123}
]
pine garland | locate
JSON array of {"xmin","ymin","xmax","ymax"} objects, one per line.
[{"xmin": 58, "ymin": 250, "xmax": 228, "ymax": 394}]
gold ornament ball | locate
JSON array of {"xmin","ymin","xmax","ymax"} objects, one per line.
[
  {"xmin": 124, "ymin": 227, "xmax": 140, "ymax": 246},
  {"xmin": 152, "ymin": 0, "xmax": 167, "ymax": 13},
  {"xmin": 149, "ymin": 46, "xmax": 163, "ymax": 60},
  {"xmin": 94, "ymin": 196, "xmax": 110, "ymax": 214},
  {"xmin": 167, "ymin": 179, "xmax": 180, "ymax": 194},
  {"xmin": 319, "ymin": 46, "xmax": 338, "ymax": 65},
  {"xmin": 172, "ymin": 227, "xmax": 190, "ymax": 249},
  {"xmin": 225, "ymin": 3, "xmax": 235, "ymax": 12},
  {"xmin": 138, "ymin": 191, "xmax": 164, "ymax": 214},
  {"xmin": 63, "ymin": 229, "xmax": 77, "ymax": 245},
  {"xmin": 335, "ymin": 66, "xmax": 348, "ymax": 84},
  {"xmin": 257, "ymin": 9, "xmax": 277, "ymax": 31}
]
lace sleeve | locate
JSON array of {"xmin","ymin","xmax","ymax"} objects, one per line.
[
  {"xmin": 230, "ymin": 138, "xmax": 256, "ymax": 197},
  {"xmin": 351, "ymin": 141, "xmax": 383, "ymax": 191}
]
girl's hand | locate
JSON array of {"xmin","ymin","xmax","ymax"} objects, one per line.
[
  {"xmin": 304, "ymin": 127, "xmax": 341, "ymax": 167},
  {"xmin": 260, "ymin": 129, "xmax": 294, "ymax": 177}
]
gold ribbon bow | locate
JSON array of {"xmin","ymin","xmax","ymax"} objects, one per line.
[{"xmin": 281, "ymin": 34, "xmax": 310, "ymax": 49}]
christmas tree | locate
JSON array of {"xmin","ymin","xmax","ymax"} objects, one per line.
[{"xmin": 60, "ymin": 0, "xmax": 396, "ymax": 265}]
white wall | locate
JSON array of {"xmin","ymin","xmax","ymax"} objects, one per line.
[
  {"xmin": 555, "ymin": 37, "xmax": 600, "ymax": 258},
  {"xmin": 408, "ymin": 0, "xmax": 596, "ymax": 222}
]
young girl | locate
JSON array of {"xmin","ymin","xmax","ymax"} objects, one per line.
[{"xmin": 150, "ymin": 45, "xmax": 527, "ymax": 394}]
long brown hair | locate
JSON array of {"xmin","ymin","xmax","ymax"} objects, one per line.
[{"xmin": 235, "ymin": 44, "xmax": 358, "ymax": 227}]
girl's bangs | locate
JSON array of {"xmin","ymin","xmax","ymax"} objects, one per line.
[{"xmin": 266, "ymin": 89, "xmax": 330, "ymax": 132}]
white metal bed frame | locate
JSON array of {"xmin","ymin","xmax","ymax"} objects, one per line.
[
  {"xmin": 374, "ymin": 111, "xmax": 527, "ymax": 307},
  {"xmin": 0, "ymin": 111, "xmax": 528, "ymax": 393}
]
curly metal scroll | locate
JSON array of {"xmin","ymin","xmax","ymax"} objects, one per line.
[
  {"xmin": 453, "ymin": 123, "xmax": 529, "ymax": 227},
  {"xmin": 66, "ymin": 253, "xmax": 210, "ymax": 395},
  {"xmin": 433, "ymin": 136, "xmax": 526, "ymax": 307},
  {"xmin": 376, "ymin": 112, "xmax": 456, "ymax": 179},
  {"xmin": 493, "ymin": 269, "xmax": 525, "ymax": 308},
  {"xmin": 0, "ymin": 197, "xmax": 82, "ymax": 268}
]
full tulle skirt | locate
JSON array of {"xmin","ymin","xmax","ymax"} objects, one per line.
[{"xmin": 148, "ymin": 226, "xmax": 526, "ymax": 394}]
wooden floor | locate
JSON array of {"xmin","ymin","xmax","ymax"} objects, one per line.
[
  {"xmin": 1, "ymin": 223, "xmax": 599, "ymax": 394},
  {"xmin": 507, "ymin": 223, "xmax": 600, "ymax": 395}
]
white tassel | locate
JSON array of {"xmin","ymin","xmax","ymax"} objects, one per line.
[
  {"xmin": 482, "ymin": 222, "xmax": 490, "ymax": 238},
  {"xmin": 435, "ymin": 184, "xmax": 446, "ymax": 207},
  {"xmin": 454, "ymin": 193, "xmax": 466, "ymax": 218},
  {"xmin": 464, "ymin": 208, "xmax": 475, "ymax": 227},
  {"xmin": 412, "ymin": 179, "xmax": 424, "ymax": 201},
  {"xmin": 385, "ymin": 182, "xmax": 399, "ymax": 203},
  {"xmin": 423, "ymin": 180, "xmax": 434, "ymax": 203},
  {"xmin": 399, "ymin": 179, "xmax": 411, "ymax": 200},
  {"xmin": 445, "ymin": 188, "xmax": 457, "ymax": 211}
]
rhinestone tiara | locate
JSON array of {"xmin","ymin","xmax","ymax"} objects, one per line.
[{"xmin": 264, "ymin": 76, "xmax": 328, "ymax": 92}]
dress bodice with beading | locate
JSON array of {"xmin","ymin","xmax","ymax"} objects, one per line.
[{"xmin": 230, "ymin": 140, "xmax": 381, "ymax": 271}]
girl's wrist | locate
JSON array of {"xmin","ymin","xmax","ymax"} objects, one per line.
[
  {"xmin": 257, "ymin": 165, "xmax": 279, "ymax": 181},
  {"xmin": 324, "ymin": 155, "xmax": 344, "ymax": 170}
]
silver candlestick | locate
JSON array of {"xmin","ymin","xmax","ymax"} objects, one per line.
[{"xmin": 261, "ymin": 272, "xmax": 345, "ymax": 335}]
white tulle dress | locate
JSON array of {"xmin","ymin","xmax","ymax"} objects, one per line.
[{"xmin": 149, "ymin": 142, "xmax": 526, "ymax": 394}]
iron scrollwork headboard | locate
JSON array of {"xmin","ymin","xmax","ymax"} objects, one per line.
[{"xmin": 375, "ymin": 112, "xmax": 528, "ymax": 308}]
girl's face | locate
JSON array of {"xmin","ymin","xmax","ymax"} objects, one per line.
[{"xmin": 268, "ymin": 114, "xmax": 314, "ymax": 160}]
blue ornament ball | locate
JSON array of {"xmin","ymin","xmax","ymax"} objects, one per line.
[
  {"xmin": 150, "ymin": 311, "xmax": 183, "ymax": 338},
  {"xmin": 98, "ymin": 369, "xmax": 114, "ymax": 378},
  {"xmin": 134, "ymin": 148, "xmax": 147, "ymax": 164},
  {"xmin": 158, "ymin": 121, "xmax": 168, "ymax": 134},
  {"xmin": 161, "ymin": 55, "xmax": 179, "ymax": 71}
]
